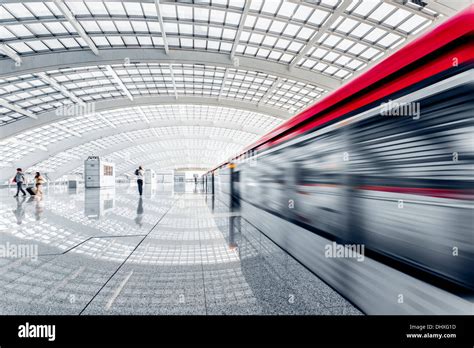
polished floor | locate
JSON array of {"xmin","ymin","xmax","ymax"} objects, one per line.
[{"xmin": 0, "ymin": 183, "xmax": 361, "ymax": 315}]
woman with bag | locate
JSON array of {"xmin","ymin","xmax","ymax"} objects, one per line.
[{"xmin": 34, "ymin": 172, "xmax": 45, "ymax": 196}]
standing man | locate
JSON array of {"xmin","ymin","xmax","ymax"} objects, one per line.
[
  {"xmin": 135, "ymin": 166, "xmax": 144, "ymax": 196},
  {"xmin": 13, "ymin": 168, "xmax": 26, "ymax": 197}
]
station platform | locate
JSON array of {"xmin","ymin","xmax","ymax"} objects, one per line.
[{"xmin": 0, "ymin": 184, "xmax": 361, "ymax": 315}]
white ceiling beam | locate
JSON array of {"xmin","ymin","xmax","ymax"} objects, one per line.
[
  {"xmin": 53, "ymin": 0, "xmax": 99, "ymax": 56},
  {"xmin": 122, "ymin": 133, "xmax": 135, "ymax": 143},
  {"xmin": 37, "ymin": 72, "xmax": 85, "ymax": 106},
  {"xmin": 52, "ymin": 123, "xmax": 82, "ymax": 138},
  {"xmin": 155, "ymin": 0, "xmax": 169, "ymax": 55},
  {"xmin": 105, "ymin": 65, "xmax": 134, "ymax": 101},
  {"xmin": 151, "ymin": 128, "xmax": 160, "ymax": 138},
  {"xmin": 136, "ymin": 107, "xmax": 150, "ymax": 124},
  {"xmin": 289, "ymin": 0, "xmax": 352, "ymax": 69},
  {"xmin": 0, "ymin": 98, "xmax": 37, "ymax": 119},
  {"xmin": 0, "ymin": 43, "xmax": 22, "ymax": 65},
  {"xmin": 169, "ymin": 64, "xmax": 178, "ymax": 100},
  {"xmin": 258, "ymin": 77, "xmax": 282, "ymax": 106},
  {"xmin": 95, "ymin": 113, "xmax": 116, "ymax": 129},
  {"xmin": 218, "ymin": 68, "xmax": 229, "ymax": 101},
  {"xmin": 230, "ymin": 0, "xmax": 252, "ymax": 60}
]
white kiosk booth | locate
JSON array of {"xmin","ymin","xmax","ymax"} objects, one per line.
[
  {"xmin": 84, "ymin": 156, "xmax": 115, "ymax": 188},
  {"xmin": 144, "ymin": 169, "xmax": 156, "ymax": 186}
]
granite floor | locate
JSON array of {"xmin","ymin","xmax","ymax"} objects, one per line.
[{"xmin": 0, "ymin": 183, "xmax": 361, "ymax": 315}]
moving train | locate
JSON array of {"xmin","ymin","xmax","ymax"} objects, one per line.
[{"xmin": 204, "ymin": 6, "xmax": 473, "ymax": 314}]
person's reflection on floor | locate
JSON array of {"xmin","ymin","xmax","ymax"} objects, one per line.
[
  {"xmin": 34, "ymin": 195, "xmax": 44, "ymax": 221},
  {"xmin": 12, "ymin": 195, "xmax": 26, "ymax": 225},
  {"xmin": 135, "ymin": 197, "xmax": 144, "ymax": 227}
]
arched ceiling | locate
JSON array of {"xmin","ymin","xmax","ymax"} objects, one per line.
[{"xmin": 0, "ymin": 0, "xmax": 465, "ymax": 182}]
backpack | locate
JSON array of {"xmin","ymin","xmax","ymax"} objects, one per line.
[{"xmin": 135, "ymin": 169, "xmax": 139, "ymax": 176}]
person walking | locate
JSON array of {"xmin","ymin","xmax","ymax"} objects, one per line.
[
  {"xmin": 13, "ymin": 168, "xmax": 26, "ymax": 197},
  {"xmin": 34, "ymin": 172, "xmax": 45, "ymax": 196},
  {"xmin": 135, "ymin": 166, "xmax": 144, "ymax": 196}
]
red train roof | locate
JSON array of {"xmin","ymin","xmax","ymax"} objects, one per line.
[{"xmin": 211, "ymin": 4, "xmax": 474, "ymax": 172}]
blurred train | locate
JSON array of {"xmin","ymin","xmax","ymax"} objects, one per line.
[{"xmin": 204, "ymin": 6, "xmax": 474, "ymax": 314}]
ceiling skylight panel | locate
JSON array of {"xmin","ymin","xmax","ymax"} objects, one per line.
[
  {"xmin": 383, "ymin": 8, "xmax": 411, "ymax": 27},
  {"xmin": 194, "ymin": 7, "xmax": 210, "ymax": 21},
  {"xmin": 262, "ymin": 36, "xmax": 277, "ymax": 47},
  {"xmin": 322, "ymin": 34, "xmax": 341, "ymax": 48},
  {"xmin": 123, "ymin": 2, "xmax": 144, "ymax": 17},
  {"xmin": 411, "ymin": 20, "xmax": 431, "ymax": 35},
  {"xmin": 208, "ymin": 26, "xmax": 222, "ymax": 38},
  {"xmin": 80, "ymin": 20, "xmax": 100, "ymax": 32},
  {"xmin": 262, "ymin": 1, "xmax": 281, "ymax": 15},
  {"xmin": 222, "ymin": 28, "xmax": 236, "ymax": 40},
  {"xmin": 104, "ymin": 2, "xmax": 126, "ymax": 16},
  {"xmin": 293, "ymin": 5, "xmax": 312, "ymax": 22},
  {"xmin": 131, "ymin": 21, "xmax": 148, "ymax": 33},
  {"xmin": 0, "ymin": 27, "xmax": 14, "ymax": 39},
  {"xmin": 43, "ymin": 39, "xmax": 64, "ymax": 50},
  {"xmin": 138, "ymin": 36, "xmax": 153, "ymax": 46},
  {"xmin": 308, "ymin": 9, "xmax": 330, "ymax": 26},
  {"xmin": 297, "ymin": 27, "xmax": 315, "ymax": 41},
  {"xmin": 210, "ymin": 9, "xmax": 226, "ymax": 24},
  {"xmin": 249, "ymin": 32, "xmax": 264, "ymax": 44},
  {"xmin": 336, "ymin": 18, "xmax": 358, "ymax": 34},
  {"xmin": 268, "ymin": 50, "xmax": 282, "ymax": 60},
  {"xmin": 44, "ymin": 21, "xmax": 69, "ymax": 35},
  {"xmin": 59, "ymin": 38, "xmax": 80, "ymax": 48},
  {"xmin": 378, "ymin": 33, "xmax": 400, "ymax": 47},
  {"xmin": 365, "ymin": 28, "xmax": 386, "ymax": 42},
  {"xmin": 255, "ymin": 17, "xmax": 271, "ymax": 31},
  {"xmin": 161, "ymin": 4, "xmax": 177, "ymax": 19},
  {"xmin": 4, "ymin": 3, "xmax": 33, "ymax": 18},
  {"xmin": 369, "ymin": 3, "xmax": 396, "ymax": 22},
  {"xmin": 280, "ymin": 53, "xmax": 293, "ymax": 63},
  {"xmin": 179, "ymin": 23, "xmax": 193, "ymax": 35},
  {"xmin": 275, "ymin": 38, "xmax": 290, "ymax": 50},
  {"xmin": 177, "ymin": 5, "xmax": 192, "ymax": 20},
  {"xmin": 352, "ymin": 1, "xmax": 380, "ymax": 17},
  {"xmin": 287, "ymin": 41, "xmax": 303, "ymax": 53},
  {"xmin": 277, "ymin": 2, "xmax": 296, "ymax": 18},
  {"xmin": 123, "ymin": 36, "xmax": 139, "ymax": 45},
  {"xmin": 226, "ymin": 12, "xmax": 241, "ymax": 26},
  {"xmin": 283, "ymin": 23, "xmax": 300, "ymax": 37},
  {"xmin": 85, "ymin": 1, "xmax": 109, "ymax": 16},
  {"xmin": 335, "ymin": 38, "xmax": 354, "ymax": 51},
  {"xmin": 220, "ymin": 42, "xmax": 232, "ymax": 52},
  {"xmin": 323, "ymin": 51, "xmax": 339, "ymax": 62},
  {"xmin": 350, "ymin": 22, "xmax": 372, "ymax": 38},
  {"xmin": 399, "ymin": 15, "xmax": 428, "ymax": 33},
  {"xmin": 97, "ymin": 20, "xmax": 117, "ymax": 32},
  {"xmin": 348, "ymin": 42, "xmax": 367, "ymax": 55},
  {"xmin": 0, "ymin": 6, "xmax": 14, "ymax": 20},
  {"xmin": 314, "ymin": 62, "xmax": 328, "ymax": 71},
  {"xmin": 164, "ymin": 22, "xmax": 178, "ymax": 33},
  {"xmin": 360, "ymin": 47, "xmax": 379, "ymax": 59},
  {"xmin": 6, "ymin": 24, "xmax": 32, "ymax": 37}
]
